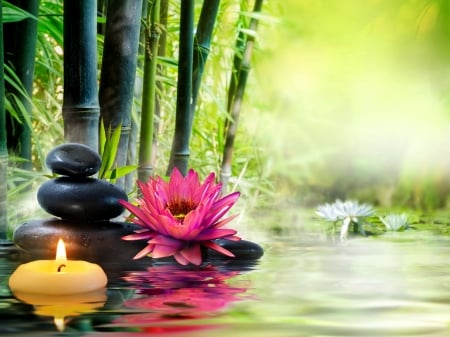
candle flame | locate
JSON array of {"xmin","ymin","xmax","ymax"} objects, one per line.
[
  {"xmin": 54, "ymin": 317, "xmax": 65, "ymax": 331},
  {"xmin": 56, "ymin": 239, "xmax": 67, "ymax": 261}
]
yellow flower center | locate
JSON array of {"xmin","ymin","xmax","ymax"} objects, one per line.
[{"xmin": 167, "ymin": 199, "xmax": 197, "ymax": 223}]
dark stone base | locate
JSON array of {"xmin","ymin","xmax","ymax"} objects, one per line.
[
  {"xmin": 12, "ymin": 219, "xmax": 265, "ymax": 274},
  {"xmin": 149, "ymin": 239, "xmax": 265, "ymax": 270},
  {"xmin": 12, "ymin": 219, "xmax": 148, "ymax": 266},
  {"xmin": 213, "ymin": 239, "xmax": 265, "ymax": 260},
  {"xmin": 205, "ymin": 239, "xmax": 265, "ymax": 270}
]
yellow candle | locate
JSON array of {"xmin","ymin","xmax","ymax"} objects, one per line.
[{"xmin": 9, "ymin": 239, "xmax": 107, "ymax": 295}]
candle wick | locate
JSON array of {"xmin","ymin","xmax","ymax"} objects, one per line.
[{"xmin": 57, "ymin": 264, "xmax": 66, "ymax": 272}]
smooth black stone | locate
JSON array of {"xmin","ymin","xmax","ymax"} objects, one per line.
[
  {"xmin": 37, "ymin": 177, "xmax": 127, "ymax": 222},
  {"xmin": 210, "ymin": 239, "xmax": 264, "ymax": 260},
  {"xmin": 151, "ymin": 239, "xmax": 264, "ymax": 268},
  {"xmin": 46, "ymin": 143, "xmax": 102, "ymax": 177},
  {"xmin": 12, "ymin": 219, "xmax": 149, "ymax": 275}
]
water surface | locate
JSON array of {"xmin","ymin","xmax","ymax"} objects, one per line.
[{"xmin": 1, "ymin": 210, "xmax": 449, "ymax": 336}]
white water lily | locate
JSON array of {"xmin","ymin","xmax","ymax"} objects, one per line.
[
  {"xmin": 379, "ymin": 213, "xmax": 409, "ymax": 231},
  {"xmin": 315, "ymin": 202, "xmax": 339, "ymax": 222},
  {"xmin": 316, "ymin": 199, "xmax": 374, "ymax": 240}
]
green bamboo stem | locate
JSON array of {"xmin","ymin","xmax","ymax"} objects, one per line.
[
  {"xmin": 4, "ymin": 0, "xmax": 39, "ymax": 170},
  {"xmin": 138, "ymin": 0, "xmax": 161, "ymax": 182},
  {"xmin": 220, "ymin": 0, "xmax": 264, "ymax": 189},
  {"xmin": 227, "ymin": 8, "xmax": 247, "ymax": 115},
  {"xmin": 63, "ymin": 0, "xmax": 100, "ymax": 150},
  {"xmin": 125, "ymin": 0, "xmax": 149, "ymax": 191},
  {"xmin": 135, "ymin": 0, "xmax": 168, "ymax": 184},
  {"xmin": 190, "ymin": 0, "xmax": 221, "ymax": 118},
  {"xmin": 99, "ymin": 0, "xmax": 143, "ymax": 188},
  {"xmin": 223, "ymin": 1, "xmax": 252, "ymax": 141},
  {"xmin": 167, "ymin": 0, "xmax": 195, "ymax": 176},
  {"xmin": 152, "ymin": 0, "xmax": 168, "ymax": 170},
  {"xmin": 0, "ymin": 3, "xmax": 8, "ymax": 239}
]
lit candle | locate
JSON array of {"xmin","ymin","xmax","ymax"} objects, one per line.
[
  {"xmin": 9, "ymin": 238, "xmax": 108, "ymax": 295},
  {"xmin": 9, "ymin": 238, "xmax": 108, "ymax": 331}
]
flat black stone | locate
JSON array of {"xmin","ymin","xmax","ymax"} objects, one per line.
[
  {"xmin": 12, "ymin": 219, "xmax": 150, "ymax": 276},
  {"xmin": 37, "ymin": 177, "xmax": 127, "ymax": 222},
  {"xmin": 46, "ymin": 143, "xmax": 102, "ymax": 177},
  {"xmin": 150, "ymin": 239, "xmax": 264, "ymax": 269},
  {"xmin": 210, "ymin": 239, "xmax": 264, "ymax": 260}
]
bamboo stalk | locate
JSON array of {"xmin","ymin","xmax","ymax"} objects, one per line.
[
  {"xmin": 63, "ymin": 0, "xmax": 100, "ymax": 150},
  {"xmin": 138, "ymin": 0, "xmax": 161, "ymax": 182},
  {"xmin": 220, "ymin": 0, "xmax": 264, "ymax": 189},
  {"xmin": 166, "ymin": 0, "xmax": 195, "ymax": 176},
  {"xmin": 125, "ymin": 0, "xmax": 149, "ymax": 191},
  {"xmin": 190, "ymin": 0, "xmax": 221, "ymax": 117},
  {"xmin": 226, "ymin": 5, "xmax": 247, "ymax": 116},
  {"xmin": 4, "ymin": 0, "xmax": 39, "ymax": 169},
  {"xmin": 99, "ymin": 0, "xmax": 143, "ymax": 188},
  {"xmin": 0, "ymin": 3, "xmax": 8, "ymax": 239},
  {"xmin": 152, "ymin": 0, "xmax": 168, "ymax": 171}
]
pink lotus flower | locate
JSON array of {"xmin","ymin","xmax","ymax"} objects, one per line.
[{"xmin": 119, "ymin": 168, "xmax": 241, "ymax": 265}]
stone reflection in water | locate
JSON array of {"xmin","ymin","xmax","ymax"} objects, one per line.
[{"xmin": 114, "ymin": 264, "xmax": 252, "ymax": 333}]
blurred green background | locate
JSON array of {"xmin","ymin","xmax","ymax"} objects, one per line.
[
  {"xmin": 7, "ymin": 0, "xmax": 450, "ymax": 226},
  {"xmin": 243, "ymin": 0, "xmax": 450, "ymax": 209}
]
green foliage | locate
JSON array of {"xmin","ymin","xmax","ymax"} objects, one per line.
[
  {"xmin": 2, "ymin": 0, "xmax": 275, "ymax": 222},
  {"xmin": 32, "ymin": 0, "xmax": 65, "ymax": 169},
  {"xmin": 6, "ymin": 164, "xmax": 46, "ymax": 231},
  {"xmin": 99, "ymin": 121, "xmax": 137, "ymax": 183},
  {"xmin": 2, "ymin": 1, "xmax": 37, "ymax": 23},
  {"xmin": 4, "ymin": 63, "xmax": 33, "ymax": 126}
]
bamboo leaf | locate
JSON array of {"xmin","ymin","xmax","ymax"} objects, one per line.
[
  {"xmin": 99, "ymin": 119, "xmax": 106, "ymax": 156},
  {"xmin": 98, "ymin": 122, "xmax": 123, "ymax": 180},
  {"xmin": 239, "ymin": 11, "xmax": 278, "ymax": 24},
  {"xmin": 239, "ymin": 28, "xmax": 258, "ymax": 38},
  {"xmin": 4, "ymin": 64, "xmax": 32, "ymax": 99},
  {"xmin": 113, "ymin": 165, "xmax": 138, "ymax": 180},
  {"xmin": 3, "ymin": 1, "xmax": 37, "ymax": 23},
  {"xmin": 107, "ymin": 124, "xmax": 122, "ymax": 167},
  {"xmin": 97, "ymin": 16, "xmax": 106, "ymax": 24},
  {"xmin": 6, "ymin": 93, "xmax": 33, "ymax": 128}
]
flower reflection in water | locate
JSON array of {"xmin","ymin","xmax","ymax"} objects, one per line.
[{"xmin": 114, "ymin": 264, "xmax": 251, "ymax": 334}]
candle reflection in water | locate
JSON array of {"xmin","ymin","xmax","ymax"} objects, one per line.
[{"xmin": 114, "ymin": 264, "xmax": 252, "ymax": 334}]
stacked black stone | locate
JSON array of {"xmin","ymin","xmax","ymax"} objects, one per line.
[
  {"xmin": 13, "ymin": 143, "xmax": 146, "ymax": 267},
  {"xmin": 37, "ymin": 143, "xmax": 128, "ymax": 222}
]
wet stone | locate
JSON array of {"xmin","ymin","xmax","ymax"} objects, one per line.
[
  {"xmin": 46, "ymin": 143, "xmax": 102, "ymax": 177},
  {"xmin": 37, "ymin": 177, "xmax": 128, "ymax": 222},
  {"xmin": 210, "ymin": 239, "xmax": 265, "ymax": 260},
  {"xmin": 12, "ymin": 219, "xmax": 148, "ymax": 267},
  {"xmin": 151, "ymin": 239, "xmax": 264, "ymax": 268}
]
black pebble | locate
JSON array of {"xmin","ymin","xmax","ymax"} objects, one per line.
[
  {"xmin": 212, "ymin": 239, "xmax": 264, "ymax": 260},
  {"xmin": 46, "ymin": 143, "xmax": 102, "ymax": 177},
  {"xmin": 37, "ymin": 177, "xmax": 128, "ymax": 222}
]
